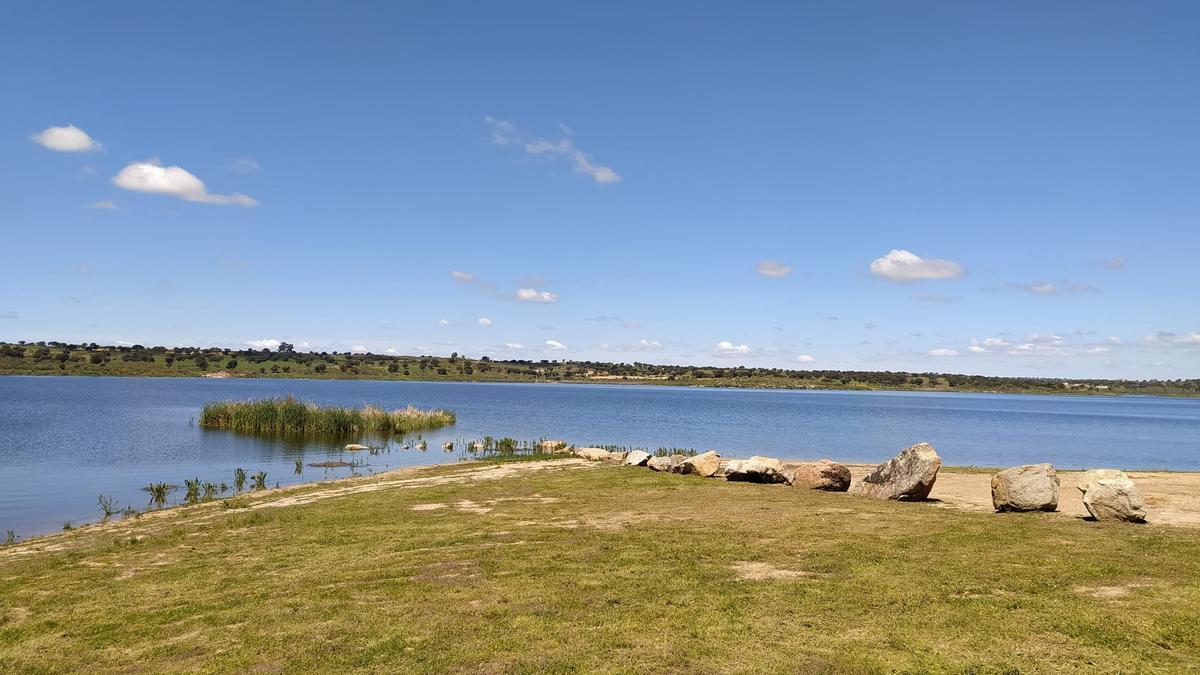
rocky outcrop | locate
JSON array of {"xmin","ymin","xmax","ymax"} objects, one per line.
[
  {"xmin": 672, "ymin": 451, "xmax": 722, "ymax": 478},
  {"xmin": 786, "ymin": 460, "xmax": 851, "ymax": 491},
  {"xmin": 725, "ymin": 456, "xmax": 789, "ymax": 484},
  {"xmin": 624, "ymin": 450, "xmax": 652, "ymax": 467},
  {"xmin": 850, "ymin": 443, "xmax": 941, "ymax": 501},
  {"xmin": 1078, "ymin": 469, "xmax": 1147, "ymax": 522},
  {"xmin": 991, "ymin": 464, "xmax": 1059, "ymax": 512},
  {"xmin": 648, "ymin": 455, "xmax": 686, "ymax": 472}
]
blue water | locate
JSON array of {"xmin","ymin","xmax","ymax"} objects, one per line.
[{"xmin": 2, "ymin": 376, "xmax": 1198, "ymax": 537}]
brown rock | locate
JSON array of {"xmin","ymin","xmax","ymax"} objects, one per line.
[
  {"xmin": 787, "ymin": 460, "xmax": 851, "ymax": 491},
  {"xmin": 850, "ymin": 443, "xmax": 941, "ymax": 501},
  {"xmin": 672, "ymin": 451, "xmax": 722, "ymax": 477}
]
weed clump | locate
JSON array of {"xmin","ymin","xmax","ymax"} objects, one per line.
[{"xmin": 199, "ymin": 396, "xmax": 455, "ymax": 436}]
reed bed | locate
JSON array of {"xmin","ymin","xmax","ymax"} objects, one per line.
[{"xmin": 199, "ymin": 396, "xmax": 456, "ymax": 436}]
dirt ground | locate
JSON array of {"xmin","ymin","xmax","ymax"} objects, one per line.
[{"xmin": 847, "ymin": 464, "xmax": 1200, "ymax": 527}]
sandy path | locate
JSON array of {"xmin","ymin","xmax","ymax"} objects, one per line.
[{"xmin": 847, "ymin": 464, "xmax": 1200, "ymax": 527}]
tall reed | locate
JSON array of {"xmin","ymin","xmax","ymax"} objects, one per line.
[{"xmin": 199, "ymin": 396, "xmax": 455, "ymax": 436}]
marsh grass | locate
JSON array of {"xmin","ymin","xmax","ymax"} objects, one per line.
[
  {"xmin": 97, "ymin": 494, "xmax": 119, "ymax": 521},
  {"xmin": 199, "ymin": 396, "xmax": 455, "ymax": 436}
]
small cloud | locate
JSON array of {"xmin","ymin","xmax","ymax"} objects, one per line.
[
  {"xmin": 436, "ymin": 319, "xmax": 450, "ymax": 326},
  {"xmin": 246, "ymin": 339, "xmax": 281, "ymax": 350},
  {"xmin": 351, "ymin": 345, "xmax": 368, "ymax": 353},
  {"xmin": 451, "ymin": 270, "xmax": 496, "ymax": 290},
  {"xmin": 864, "ymin": 322, "xmax": 878, "ymax": 330},
  {"xmin": 504, "ymin": 342, "xmax": 523, "ymax": 349},
  {"xmin": 516, "ymin": 288, "xmax": 558, "ymax": 303},
  {"xmin": 484, "ymin": 116, "xmax": 620, "ymax": 184},
  {"xmin": 967, "ymin": 345, "xmax": 987, "ymax": 354},
  {"xmin": 1085, "ymin": 346, "xmax": 1110, "ymax": 354},
  {"xmin": 912, "ymin": 294, "xmax": 961, "ymax": 303},
  {"xmin": 31, "ymin": 124, "xmax": 101, "ymax": 152},
  {"xmin": 755, "ymin": 260, "xmax": 793, "ymax": 278},
  {"xmin": 1090, "ymin": 257, "xmax": 1126, "ymax": 270},
  {"xmin": 870, "ymin": 249, "xmax": 964, "ymax": 282},
  {"xmin": 796, "ymin": 354, "xmax": 816, "ymax": 363},
  {"xmin": 929, "ymin": 348, "xmax": 959, "ymax": 356},
  {"xmin": 477, "ymin": 317, "xmax": 492, "ymax": 326},
  {"xmin": 557, "ymin": 122, "xmax": 573, "ymax": 135},
  {"xmin": 545, "ymin": 339, "xmax": 568, "ymax": 351},
  {"xmin": 1011, "ymin": 282, "xmax": 1100, "ymax": 295},
  {"xmin": 715, "ymin": 341, "xmax": 751, "ymax": 355},
  {"xmin": 85, "ymin": 200, "xmax": 119, "ymax": 210},
  {"xmin": 228, "ymin": 157, "xmax": 262, "ymax": 174},
  {"xmin": 1143, "ymin": 331, "xmax": 1200, "ymax": 347},
  {"xmin": 113, "ymin": 159, "xmax": 257, "ymax": 207},
  {"xmin": 385, "ymin": 347, "xmax": 399, "ymax": 354}
]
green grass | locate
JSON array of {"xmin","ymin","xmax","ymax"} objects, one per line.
[
  {"xmin": 198, "ymin": 396, "xmax": 456, "ymax": 436},
  {"xmin": 1, "ymin": 460, "xmax": 1198, "ymax": 672}
]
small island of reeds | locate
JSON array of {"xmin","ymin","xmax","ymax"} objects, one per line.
[{"xmin": 199, "ymin": 396, "xmax": 455, "ymax": 435}]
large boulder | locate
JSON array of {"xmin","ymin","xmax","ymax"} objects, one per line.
[
  {"xmin": 850, "ymin": 443, "xmax": 941, "ymax": 501},
  {"xmin": 1078, "ymin": 469, "xmax": 1147, "ymax": 522},
  {"xmin": 725, "ymin": 456, "xmax": 789, "ymax": 484},
  {"xmin": 991, "ymin": 464, "xmax": 1059, "ymax": 512},
  {"xmin": 624, "ymin": 450, "xmax": 652, "ymax": 467},
  {"xmin": 575, "ymin": 447, "xmax": 610, "ymax": 461},
  {"xmin": 672, "ymin": 451, "xmax": 722, "ymax": 477},
  {"xmin": 787, "ymin": 460, "xmax": 851, "ymax": 491},
  {"xmin": 647, "ymin": 455, "xmax": 685, "ymax": 472}
]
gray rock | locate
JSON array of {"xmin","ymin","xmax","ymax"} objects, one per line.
[
  {"xmin": 647, "ymin": 455, "xmax": 685, "ymax": 472},
  {"xmin": 725, "ymin": 456, "xmax": 789, "ymax": 484},
  {"xmin": 1078, "ymin": 469, "xmax": 1147, "ymax": 522},
  {"xmin": 850, "ymin": 443, "xmax": 941, "ymax": 501},
  {"xmin": 991, "ymin": 464, "xmax": 1059, "ymax": 512},
  {"xmin": 787, "ymin": 460, "xmax": 852, "ymax": 491},
  {"xmin": 672, "ymin": 451, "xmax": 722, "ymax": 477},
  {"xmin": 624, "ymin": 450, "xmax": 652, "ymax": 467},
  {"xmin": 575, "ymin": 447, "xmax": 610, "ymax": 461}
]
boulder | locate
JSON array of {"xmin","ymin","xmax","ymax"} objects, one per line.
[
  {"xmin": 787, "ymin": 460, "xmax": 851, "ymax": 491},
  {"xmin": 672, "ymin": 451, "xmax": 722, "ymax": 478},
  {"xmin": 725, "ymin": 456, "xmax": 789, "ymax": 484},
  {"xmin": 850, "ymin": 443, "xmax": 941, "ymax": 501},
  {"xmin": 575, "ymin": 447, "xmax": 610, "ymax": 461},
  {"xmin": 606, "ymin": 450, "xmax": 629, "ymax": 463},
  {"xmin": 1078, "ymin": 469, "xmax": 1147, "ymax": 522},
  {"xmin": 624, "ymin": 450, "xmax": 652, "ymax": 467},
  {"xmin": 344, "ymin": 444, "xmax": 370, "ymax": 451},
  {"xmin": 991, "ymin": 464, "xmax": 1059, "ymax": 512},
  {"xmin": 647, "ymin": 455, "xmax": 685, "ymax": 472}
]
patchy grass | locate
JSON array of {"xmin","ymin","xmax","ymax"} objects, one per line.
[
  {"xmin": 1, "ymin": 459, "xmax": 1198, "ymax": 673},
  {"xmin": 199, "ymin": 396, "xmax": 455, "ymax": 435}
]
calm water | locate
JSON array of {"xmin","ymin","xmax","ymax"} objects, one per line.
[{"xmin": 2, "ymin": 376, "xmax": 1199, "ymax": 537}]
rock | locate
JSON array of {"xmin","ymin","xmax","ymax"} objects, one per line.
[
  {"xmin": 575, "ymin": 447, "xmax": 610, "ymax": 461},
  {"xmin": 344, "ymin": 444, "xmax": 370, "ymax": 451},
  {"xmin": 1078, "ymin": 469, "xmax": 1147, "ymax": 522},
  {"xmin": 606, "ymin": 450, "xmax": 629, "ymax": 463},
  {"xmin": 991, "ymin": 464, "xmax": 1059, "ymax": 512},
  {"xmin": 850, "ymin": 443, "xmax": 941, "ymax": 501},
  {"xmin": 787, "ymin": 460, "xmax": 851, "ymax": 491},
  {"xmin": 540, "ymin": 439, "xmax": 568, "ymax": 452},
  {"xmin": 647, "ymin": 455, "xmax": 685, "ymax": 472},
  {"xmin": 624, "ymin": 450, "xmax": 652, "ymax": 467},
  {"xmin": 725, "ymin": 456, "xmax": 789, "ymax": 484},
  {"xmin": 672, "ymin": 451, "xmax": 722, "ymax": 478}
]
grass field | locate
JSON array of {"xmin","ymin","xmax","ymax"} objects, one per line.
[{"xmin": 2, "ymin": 459, "xmax": 1198, "ymax": 673}]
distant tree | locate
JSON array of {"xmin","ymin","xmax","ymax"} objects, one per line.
[
  {"xmin": 226, "ymin": 359, "xmax": 238, "ymax": 369},
  {"xmin": 279, "ymin": 342, "xmax": 295, "ymax": 353}
]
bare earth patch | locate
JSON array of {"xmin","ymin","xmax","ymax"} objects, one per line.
[
  {"xmin": 731, "ymin": 561, "xmax": 812, "ymax": 581},
  {"xmin": 1073, "ymin": 582, "xmax": 1156, "ymax": 599},
  {"xmin": 410, "ymin": 503, "xmax": 448, "ymax": 511}
]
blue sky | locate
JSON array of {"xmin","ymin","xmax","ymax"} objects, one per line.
[{"xmin": 2, "ymin": 1, "xmax": 1198, "ymax": 378}]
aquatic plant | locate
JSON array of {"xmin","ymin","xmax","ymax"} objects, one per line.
[
  {"xmin": 252, "ymin": 471, "xmax": 268, "ymax": 491},
  {"xmin": 202, "ymin": 482, "xmax": 218, "ymax": 501},
  {"xmin": 4, "ymin": 530, "xmax": 14, "ymax": 545},
  {"xmin": 198, "ymin": 396, "xmax": 455, "ymax": 436},
  {"xmin": 234, "ymin": 468, "xmax": 247, "ymax": 493},
  {"xmin": 294, "ymin": 458, "xmax": 304, "ymax": 475},
  {"xmin": 145, "ymin": 482, "xmax": 172, "ymax": 508},
  {"xmin": 184, "ymin": 478, "xmax": 201, "ymax": 504},
  {"xmin": 121, "ymin": 506, "xmax": 140, "ymax": 519},
  {"xmin": 97, "ymin": 494, "xmax": 120, "ymax": 521},
  {"xmin": 62, "ymin": 522, "xmax": 73, "ymax": 531}
]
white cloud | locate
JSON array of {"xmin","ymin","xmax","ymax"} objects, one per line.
[
  {"xmin": 545, "ymin": 339, "xmax": 568, "ymax": 351},
  {"xmin": 228, "ymin": 157, "xmax": 261, "ymax": 174},
  {"xmin": 477, "ymin": 317, "xmax": 492, "ymax": 326},
  {"xmin": 715, "ymin": 341, "xmax": 751, "ymax": 355},
  {"xmin": 755, "ymin": 260, "xmax": 793, "ymax": 278},
  {"xmin": 967, "ymin": 345, "xmax": 987, "ymax": 354},
  {"xmin": 246, "ymin": 339, "xmax": 281, "ymax": 350},
  {"xmin": 637, "ymin": 339, "xmax": 662, "ymax": 349},
  {"xmin": 504, "ymin": 342, "xmax": 523, "ymax": 349},
  {"xmin": 796, "ymin": 354, "xmax": 816, "ymax": 363},
  {"xmin": 436, "ymin": 319, "xmax": 450, "ymax": 326},
  {"xmin": 31, "ymin": 124, "xmax": 101, "ymax": 152},
  {"xmin": 484, "ymin": 116, "xmax": 620, "ymax": 184},
  {"xmin": 1144, "ymin": 331, "xmax": 1200, "ymax": 347},
  {"xmin": 929, "ymin": 348, "xmax": 959, "ymax": 356},
  {"xmin": 451, "ymin": 270, "xmax": 495, "ymax": 290},
  {"xmin": 385, "ymin": 347, "xmax": 399, "ymax": 354},
  {"xmin": 599, "ymin": 339, "xmax": 663, "ymax": 353},
  {"xmin": 870, "ymin": 249, "xmax": 963, "ymax": 282},
  {"xmin": 1012, "ymin": 281, "xmax": 1100, "ymax": 295},
  {"xmin": 113, "ymin": 159, "xmax": 258, "ymax": 207},
  {"xmin": 351, "ymin": 345, "xmax": 368, "ymax": 353},
  {"xmin": 516, "ymin": 288, "xmax": 558, "ymax": 303},
  {"xmin": 85, "ymin": 200, "xmax": 118, "ymax": 210}
]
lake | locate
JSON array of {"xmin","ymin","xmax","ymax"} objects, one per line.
[{"xmin": 2, "ymin": 375, "xmax": 1199, "ymax": 538}]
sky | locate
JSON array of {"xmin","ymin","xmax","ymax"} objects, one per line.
[{"xmin": 2, "ymin": 1, "xmax": 1198, "ymax": 379}]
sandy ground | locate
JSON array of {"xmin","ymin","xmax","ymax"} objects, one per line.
[{"xmin": 847, "ymin": 464, "xmax": 1200, "ymax": 527}]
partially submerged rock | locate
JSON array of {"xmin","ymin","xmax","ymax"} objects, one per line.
[
  {"xmin": 787, "ymin": 460, "xmax": 851, "ymax": 491},
  {"xmin": 672, "ymin": 451, "xmax": 722, "ymax": 478},
  {"xmin": 1079, "ymin": 469, "xmax": 1147, "ymax": 522},
  {"xmin": 647, "ymin": 455, "xmax": 686, "ymax": 472},
  {"xmin": 850, "ymin": 443, "xmax": 941, "ymax": 501},
  {"xmin": 991, "ymin": 464, "xmax": 1059, "ymax": 512},
  {"xmin": 344, "ymin": 444, "xmax": 370, "ymax": 452},
  {"xmin": 624, "ymin": 450, "xmax": 652, "ymax": 467},
  {"xmin": 725, "ymin": 456, "xmax": 789, "ymax": 484}
]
